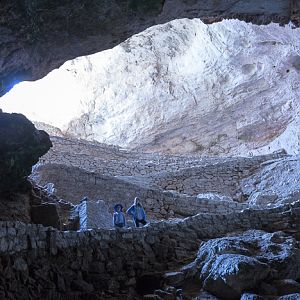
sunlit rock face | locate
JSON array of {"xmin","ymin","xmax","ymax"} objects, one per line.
[
  {"xmin": 0, "ymin": 0, "xmax": 297, "ymax": 97},
  {"xmin": 2, "ymin": 19, "xmax": 300, "ymax": 155}
]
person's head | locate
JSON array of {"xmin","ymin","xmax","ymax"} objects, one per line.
[
  {"xmin": 80, "ymin": 196, "xmax": 88, "ymax": 203},
  {"xmin": 134, "ymin": 197, "xmax": 141, "ymax": 205},
  {"xmin": 114, "ymin": 204, "xmax": 123, "ymax": 212}
]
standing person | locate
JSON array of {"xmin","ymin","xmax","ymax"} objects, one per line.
[
  {"xmin": 113, "ymin": 204, "xmax": 126, "ymax": 228},
  {"xmin": 126, "ymin": 197, "xmax": 147, "ymax": 227}
]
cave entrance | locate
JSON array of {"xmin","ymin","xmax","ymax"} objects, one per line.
[{"xmin": 1, "ymin": 19, "xmax": 299, "ymax": 156}]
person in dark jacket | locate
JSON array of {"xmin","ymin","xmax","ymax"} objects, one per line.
[
  {"xmin": 113, "ymin": 204, "xmax": 126, "ymax": 228},
  {"xmin": 126, "ymin": 197, "xmax": 147, "ymax": 227}
]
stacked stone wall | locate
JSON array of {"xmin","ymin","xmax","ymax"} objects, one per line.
[
  {"xmin": 77, "ymin": 200, "xmax": 112, "ymax": 229},
  {"xmin": 34, "ymin": 164, "xmax": 249, "ymax": 220},
  {"xmin": 33, "ymin": 137, "xmax": 288, "ymax": 227},
  {"xmin": 33, "ymin": 153, "xmax": 287, "ymax": 219},
  {"xmin": 39, "ymin": 137, "xmax": 286, "ymax": 177},
  {"xmin": 148, "ymin": 161, "xmax": 251, "ymax": 200},
  {"xmin": 0, "ymin": 200, "xmax": 299, "ymax": 299}
]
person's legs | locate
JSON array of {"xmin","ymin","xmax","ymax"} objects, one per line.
[
  {"xmin": 140, "ymin": 219, "xmax": 147, "ymax": 226},
  {"xmin": 134, "ymin": 219, "xmax": 140, "ymax": 227},
  {"xmin": 135, "ymin": 219, "xmax": 147, "ymax": 227}
]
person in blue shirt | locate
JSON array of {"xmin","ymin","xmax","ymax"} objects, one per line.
[
  {"xmin": 113, "ymin": 204, "xmax": 126, "ymax": 228},
  {"xmin": 126, "ymin": 197, "xmax": 147, "ymax": 227}
]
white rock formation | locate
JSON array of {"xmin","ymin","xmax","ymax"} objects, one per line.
[
  {"xmin": 1, "ymin": 19, "xmax": 300, "ymax": 155},
  {"xmin": 242, "ymin": 155, "xmax": 300, "ymax": 206}
]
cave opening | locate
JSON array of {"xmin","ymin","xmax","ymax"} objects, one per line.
[
  {"xmin": 1, "ymin": 1, "xmax": 300, "ymax": 298},
  {"xmin": 1, "ymin": 18, "xmax": 300, "ymax": 156}
]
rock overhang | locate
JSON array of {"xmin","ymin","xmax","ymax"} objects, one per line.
[{"xmin": 0, "ymin": 0, "xmax": 299, "ymax": 97}]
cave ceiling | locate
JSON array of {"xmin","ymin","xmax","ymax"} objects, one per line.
[{"xmin": 0, "ymin": 0, "xmax": 299, "ymax": 97}]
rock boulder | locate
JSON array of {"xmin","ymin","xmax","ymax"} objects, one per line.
[
  {"xmin": 182, "ymin": 230, "xmax": 300, "ymax": 299},
  {"xmin": 0, "ymin": 111, "xmax": 52, "ymax": 192}
]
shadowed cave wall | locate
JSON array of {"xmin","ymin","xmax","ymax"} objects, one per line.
[
  {"xmin": 0, "ymin": 0, "xmax": 299, "ymax": 97},
  {"xmin": 1, "ymin": 1, "xmax": 300, "ymax": 299}
]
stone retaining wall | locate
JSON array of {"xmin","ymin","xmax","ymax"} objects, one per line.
[
  {"xmin": 0, "ymin": 200, "xmax": 299, "ymax": 299},
  {"xmin": 33, "ymin": 164, "xmax": 249, "ymax": 220},
  {"xmin": 33, "ymin": 152, "xmax": 287, "ymax": 220},
  {"xmin": 39, "ymin": 137, "xmax": 287, "ymax": 177},
  {"xmin": 147, "ymin": 154, "xmax": 288, "ymax": 199},
  {"xmin": 147, "ymin": 164, "xmax": 243, "ymax": 201}
]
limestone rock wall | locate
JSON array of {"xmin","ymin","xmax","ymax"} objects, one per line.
[
  {"xmin": 0, "ymin": 0, "xmax": 297, "ymax": 97},
  {"xmin": 0, "ymin": 111, "xmax": 52, "ymax": 192},
  {"xmin": 2, "ymin": 19, "xmax": 300, "ymax": 156},
  {"xmin": 0, "ymin": 111, "xmax": 54, "ymax": 223},
  {"xmin": 241, "ymin": 155, "xmax": 300, "ymax": 206}
]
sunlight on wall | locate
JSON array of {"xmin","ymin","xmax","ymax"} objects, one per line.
[
  {"xmin": 0, "ymin": 68, "xmax": 84, "ymax": 129},
  {"xmin": 1, "ymin": 19, "xmax": 300, "ymax": 156}
]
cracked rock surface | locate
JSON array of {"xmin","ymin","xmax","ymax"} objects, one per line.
[{"xmin": 182, "ymin": 230, "xmax": 300, "ymax": 299}]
